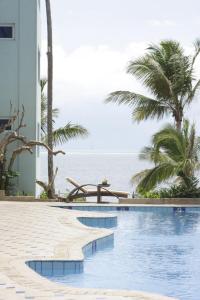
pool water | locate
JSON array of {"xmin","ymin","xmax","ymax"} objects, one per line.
[{"xmin": 48, "ymin": 210, "xmax": 200, "ymax": 300}]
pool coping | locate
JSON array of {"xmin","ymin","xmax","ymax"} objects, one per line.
[
  {"xmin": 61, "ymin": 202, "xmax": 200, "ymax": 208},
  {"xmin": 0, "ymin": 202, "xmax": 177, "ymax": 300}
]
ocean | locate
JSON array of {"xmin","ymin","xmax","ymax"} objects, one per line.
[{"xmin": 40, "ymin": 153, "xmax": 151, "ymax": 196}]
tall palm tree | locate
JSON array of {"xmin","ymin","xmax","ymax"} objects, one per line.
[
  {"xmin": 41, "ymin": 79, "xmax": 88, "ymax": 146},
  {"xmin": 106, "ymin": 40, "xmax": 200, "ymax": 130},
  {"xmin": 132, "ymin": 120, "xmax": 200, "ymax": 194},
  {"xmin": 41, "ymin": 79, "xmax": 58, "ymax": 136},
  {"xmin": 45, "ymin": 0, "xmax": 54, "ymax": 198}
]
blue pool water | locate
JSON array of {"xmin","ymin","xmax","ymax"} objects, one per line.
[{"xmin": 47, "ymin": 209, "xmax": 200, "ymax": 300}]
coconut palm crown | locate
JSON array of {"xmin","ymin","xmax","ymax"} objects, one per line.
[
  {"xmin": 132, "ymin": 120, "xmax": 200, "ymax": 194},
  {"xmin": 106, "ymin": 40, "xmax": 200, "ymax": 130},
  {"xmin": 41, "ymin": 79, "xmax": 88, "ymax": 146}
]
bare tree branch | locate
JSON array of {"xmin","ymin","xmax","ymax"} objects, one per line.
[
  {"xmin": 26, "ymin": 140, "xmax": 65, "ymax": 155},
  {"xmin": 8, "ymin": 146, "xmax": 33, "ymax": 172},
  {"xmin": 8, "ymin": 142, "xmax": 65, "ymax": 173}
]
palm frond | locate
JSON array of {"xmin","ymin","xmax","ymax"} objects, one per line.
[
  {"xmin": 139, "ymin": 146, "xmax": 173, "ymax": 165},
  {"xmin": 105, "ymin": 91, "xmax": 168, "ymax": 121},
  {"xmin": 133, "ymin": 120, "xmax": 200, "ymax": 194},
  {"xmin": 127, "ymin": 56, "xmax": 173, "ymax": 100},
  {"xmin": 131, "ymin": 169, "xmax": 151, "ymax": 184},
  {"xmin": 187, "ymin": 79, "xmax": 200, "ymax": 103},
  {"xmin": 187, "ymin": 122, "xmax": 196, "ymax": 158},
  {"xmin": 52, "ymin": 108, "xmax": 59, "ymax": 119},
  {"xmin": 105, "ymin": 91, "xmax": 152, "ymax": 106},
  {"xmin": 106, "ymin": 39, "xmax": 200, "ymax": 129},
  {"xmin": 191, "ymin": 39, "xmax": 200, "ymax": 67},
  {"xmin": 136, "ymin": 163, "xmax": 177, "ymax": 193},
  {"xmin": 132, "ymin": 96, "xmax": 169, "ymax": 121},
  {"xmin": 152, "ymin": 125, "xmax": 185, "ymax": 160},
  {"xmin": 40, "ymin": 79, "xmax": 48, "ymax": 93},
  {"xmin": 52, "ymin": 123, "xmax": 89, "ymax": 146},
  {"xmin": 139, "ymin": 147, "xmax": 154, "ymax": 161},
  {"xmin": 40, "ymin": 79, "xmax": 89, "ymax": 146}
]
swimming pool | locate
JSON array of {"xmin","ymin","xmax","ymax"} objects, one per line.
[{"xmin": 38, "ymin": 207, "xmax": 200, "ymax": 300}]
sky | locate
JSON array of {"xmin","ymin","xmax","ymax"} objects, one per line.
[{"xmin": 40, "ymin": 0, "xmax": 200, "ymax": 153}]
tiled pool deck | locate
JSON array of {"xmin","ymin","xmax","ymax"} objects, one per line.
[{"xmin": 0, "ymin": 202, "xmax": 179, "ymax": 300}]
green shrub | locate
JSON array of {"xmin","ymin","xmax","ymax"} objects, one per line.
[
  {"xmin": 140, "ymin": 191, "xmax": 160, "ymax": 198},
  {"xmin": 141, "ymin": 177, "xmax": 200, "ymax": 198},
  {"xmin": 159, "ymin": 184, "xmax": 200, "ymax": 198},
  {"xmin": 40, "ymin": 191, "xmax": 48, "ymax": 200}
]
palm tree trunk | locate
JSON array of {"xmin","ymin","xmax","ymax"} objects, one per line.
[
  {"xmin": 45, "ymin": 0, "xmax": 55, "ymax": 198},
  {"xmin": 176, "ymin": 119, "xmax": 182, "ymax": 131},
  {"xmin": 174, "ymin": 109, "xmax": 183, "ymax": 131}
]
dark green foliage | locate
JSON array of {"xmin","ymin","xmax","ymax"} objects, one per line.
[
  {"xmin": 140, "ymin": 190, "xmax": 160, "ymax": 198},
  {"xmin": 159, "ymin": 177, "xmax": 200, "ymax": 198},
  {"xmin": 0, "ymin": 170, "xmax": 20, "ymax": 195},
  {"xmin": 140, "ymin": 177, "xmax": 200, "ymax": 198}
]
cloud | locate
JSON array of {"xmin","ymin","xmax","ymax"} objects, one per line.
[
  {"xmin": 148, "ymin": 19, "xmax": 176, "ymax": 27},
  {"xmin": 41, "ymin": 40, "xmax": 200, "ymax": 152},
  {"xmin": 41, "ymin": 41, "xmax": 148, "ymax": 107},
  {"xmin": 41, "ymin": 41, "xmax": 200, "ymax": 105},
  {"xmin": 41, "ymin": 40, "xmax": 200, "ymax": 117}
]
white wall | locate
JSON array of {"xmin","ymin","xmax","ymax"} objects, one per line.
[{"xmin": 0, "ymin": 0, "xmax": 41, "ymax": 196}]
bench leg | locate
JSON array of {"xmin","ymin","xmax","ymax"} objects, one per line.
[{"xmin": 97, "ymin": 186, "xmax": 102, "ymax": 203}]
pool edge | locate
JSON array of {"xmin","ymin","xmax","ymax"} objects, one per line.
[{"xmin": 0, "ymin": 201, "xmax": 178, "ymax": 300}]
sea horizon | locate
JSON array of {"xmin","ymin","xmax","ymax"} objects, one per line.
[{"xmin": 40, "ymin": 152, "xmax": 150, "ymax": 195}]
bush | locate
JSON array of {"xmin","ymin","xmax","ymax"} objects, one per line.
[
  {"xmin": 4, "ymin": 171, "xmax": 20, "ymax": 195},
  {"xmin": 141, "ymin": 177, "xmax": 200, "ymax": 198},
  {"xmin": 40, "ymin": 191, "xmax": 48, "ymax": 200},
  {"xmin": 140, "ymin": 191, "xmax": 160, "ymax": 198},
  {"xmin": 159, "ymin": 184, "xmax": 200, "ymax": 198}
]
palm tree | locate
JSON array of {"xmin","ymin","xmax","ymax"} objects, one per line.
[
  {"xmin": 132, "ymin": 120, "xmax": 200, "ymax": 194},
  {"xmin": 45, "ymin": 0, "xmax": 54, "ymax": 198},
  {"xmin": 41, "ymin": 79, "xmax": 88, "ymax": 146},
  {"xmin": 41, "ymin": 79, "xmax": 58, "ymax": 136},
  {"xmin": 106, "ymin": 40, "xmax": 200, "ymax": 130}
]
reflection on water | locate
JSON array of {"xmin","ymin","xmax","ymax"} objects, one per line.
[{"xmin": 48, "ymin": 210, "xmax": 200, "ymax": 300}]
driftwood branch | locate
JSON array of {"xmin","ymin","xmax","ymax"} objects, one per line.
[
  {"xmin": 15, "ymin": 105, "xmax": 26, "ymax": 132},
  {"xmin": 8, "ymin": 147, "xmax": 33, "ymax": 172},
  {"xmin": 26, "ymin": 141, "xmax": 65, "ymax": 155},
  {"xmin": 0, "ymin": 104, "xmax": 26, "ymax": 134},
  {"xmin": 36, "ymin": 167, "xmax": 58, "ymax": 193},
  {"xmin": 0, "ymin": 105, "xmax": 65, "ymax": 176},
  {"xmin": 0, "ymin": 107, "xmax": 27, "ymax": 152},
  {"xmin": 0, "ymin": 105, "xmax": 65, "ymax": 196},
  {"xmin": 8, "ymin": 141, "xmax": 65, "ymax": 172}
]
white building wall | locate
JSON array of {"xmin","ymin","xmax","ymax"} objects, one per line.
[{"xmin": 0, "ymin": 0, "xmax": 41, "ymax": 196}]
